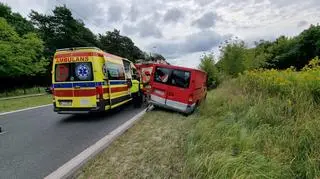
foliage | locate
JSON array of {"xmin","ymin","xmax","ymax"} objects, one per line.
[
  {"xmin": 187, "ymin": 60, "xmax": 320, "ymax": 178},
  {"xmin": 198, "ymin": 53, "xmax": 220, "ymax": 88},
  {"xmin": 29, "ymin": 5, "xmax": 99, "ymax": 59},
  {"xmin": 98, "ymin": 29, "xmax": 144, "ymax": 62},
  {"xmin": 0, "ymin": 17, "xmax": 48, "ymax": 78},
  {"xmin": 219, "ymin": 40, "xmax": 246, "ymax": 76},
  {"xmin": 218, "ymin": 40, "xmax": 268, "ymax": 77},
  {"xmin": 29, "ymin": 6, "xmax": 146, "ymax": 62},
  {"xmin": 0, "ymin": 3, "xmax": 35, "ymax": 36},
  {"xmin": 240, "ymin": 57, "xmax": 320, "ymax": 102},
  {"xmin": 216, "ymin": 25, "xmax": 320, "ymax": 82}
]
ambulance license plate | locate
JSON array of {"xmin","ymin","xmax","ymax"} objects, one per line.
[
  {"xmin": 80, "ymin": 99, "xmax": 89, "ymax": 106},
  {"xmin": 59, "ymin": 101, "xmax": 72, "ymax": 106}
]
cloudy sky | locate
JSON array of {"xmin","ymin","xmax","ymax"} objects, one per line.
[{"xmin": 2, "ymin": 0, "xmax": 319, "ymax": 67}]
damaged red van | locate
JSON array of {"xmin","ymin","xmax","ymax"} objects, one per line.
[{"xmin": 149, "ymin": 64, "xmax": 207, "ymax": 114}]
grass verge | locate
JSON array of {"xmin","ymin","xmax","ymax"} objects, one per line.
[
  {"xmin": 0, "ymin": 87, "xmax": 46, "ymax": 98},
  {"xmin": 76, "ymin": 110, "xmax": 194, "ymax": 179},
  {"xmin": 187, "ymin": 76, "xmax": 320, "ymax": 178},
  {"xmin": 76, "ymin": 61, "xmax": 320, "ymax": 178},
  {"xmin": 0, "ymin": 95, "xmax": 52, "ymax": 113}
]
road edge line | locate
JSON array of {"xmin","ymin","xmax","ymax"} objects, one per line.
[
  {"xmin": 0, "ymin": 104, "xmax": 52, "ymax": 116},
  {"xmin": 44, "ymin": 107, "xmax": 151, "ymax": 179}
]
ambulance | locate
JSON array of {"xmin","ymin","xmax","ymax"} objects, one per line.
[
  {"xmin": 150, "ymin": 64, "xmax": 207, "ymax": 114},
  {"xmin": 52, "ymin": 47, "xmax": 136, "ymax": 114}
]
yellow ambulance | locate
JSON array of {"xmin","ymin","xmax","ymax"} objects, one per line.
[{"xmin": 52, "ymin": 47, "xmax": 136, "ymax": 114}]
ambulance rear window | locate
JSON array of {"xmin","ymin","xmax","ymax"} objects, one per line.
[{"xmin": 55, "ymin": 62, "xmax": 93, "ymax": 82}]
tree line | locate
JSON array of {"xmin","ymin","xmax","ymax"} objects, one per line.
[
  {"xmin": 0, "ymin": 3, "xmax": 159, "ymax": 91},
  {"xmin": 199, "ymin": 24, "xmax": 320, "ymax": 87}
]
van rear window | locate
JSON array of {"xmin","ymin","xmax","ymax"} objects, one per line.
[
  {"xmin": 171, "ymin": 69, "xmax": 190, "ymax": 88},
  {"xmin": 154, "ymin": 67, "xmax": 191, "ymax": 88},
  {"xmin": 55, "ymin": 62, "xmax": 93, "ymax": 82}
]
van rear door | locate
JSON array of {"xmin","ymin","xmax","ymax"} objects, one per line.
[
  {"xmin": 166, "ymin": 69, "xmax": 192, "ymax": 112},
  {"xmin": 151, "ymin": 67, "xmax": 171, "ymax": 105}
]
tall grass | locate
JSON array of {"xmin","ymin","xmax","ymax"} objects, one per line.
[{"xmin": 186, "ymin": 58, "xmax": 320, "ymax": 178}]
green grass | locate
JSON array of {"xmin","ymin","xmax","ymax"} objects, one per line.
[
  {"xmin": 76, "ymin": 110, "xmax": 194, "ymax": 179},
  {"xmin": 0, "ymin": 87, "xmax": 46, "ymax": 98},
  {"xmin": 75, "ymin": 65, "xmax": 320, "ymax": 178},
  {"xmin": 186, "ymin": 79, "xmax": 320, "ymax": 179},
  {"xmin": 0, "ymin": 95, "xmax": 52, "ymax": 113}
]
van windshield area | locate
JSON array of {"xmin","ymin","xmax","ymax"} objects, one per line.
[
  {"xmin": 55, "ymin": 62, "xmax": 93, "ymax": 82},
  {"xmin": 154, "ymin": 67, "xmax": 191, "ymax": 88}
]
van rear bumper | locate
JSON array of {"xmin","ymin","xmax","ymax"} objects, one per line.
[{"xmin": 150, "ymin": 98, "xmax": 196, "ymax": 114}]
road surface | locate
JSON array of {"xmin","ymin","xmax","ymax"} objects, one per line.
[{"xmin": 0, "ymin": 104, "xmax": 144, "ymax": 179}]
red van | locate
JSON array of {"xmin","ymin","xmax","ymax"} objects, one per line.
[{"xmin": 150, "ymin": 64, "xmax": 207, "ymax": 114}]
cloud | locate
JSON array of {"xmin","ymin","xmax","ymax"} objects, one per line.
[
  {"xmin": 122, "ymin": 19, "xmax": 163, "ymax": 38},
  {"xmin": 138, "ymin": 20, "xmax": 163, "ymax": 38},
  {"xmin": 150, "ymin": 30, "xmax": 228, "ymax": 58},
  {"xmin": 192, "ymin": 12, "xmax": 219, "ymax": 29},
  {"xmin": 194, "ymin": 0, "xmax": 214, "ymax": 6},
  {"xmin": 163, "ymin": 8, "xmax": 184, "ymax": 23},
  {"xmin": 107, "ymin": 5, "xmax": 122, "ymax": 22},
  {"xmin": 297, "ymin": 20, "xmax": 308, "ymax": 27},
  {"xmin": 128, "ymin": 5, "xmax": 139, "ymax": 22}
]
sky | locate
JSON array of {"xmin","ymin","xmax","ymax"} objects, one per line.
[{"xmin": 1, "ymin": 0, "xmax": 319, "ymax": 67}]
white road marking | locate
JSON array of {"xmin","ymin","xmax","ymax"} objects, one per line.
[
  {"xmin": 44, "ymin": 107, "xmax": 151, "ymax": 179},
  {"xmin": 0, "ymin": 104, "xmax": 52, "ymax": 116},
  {"xmin": 0, "ymin": 131, "xmax": 8, "ymax": 135}
]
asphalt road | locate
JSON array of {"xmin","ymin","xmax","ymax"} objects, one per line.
[{"xmin": 0, "ymin": 104, "xmax": 144, "ymax": 179}]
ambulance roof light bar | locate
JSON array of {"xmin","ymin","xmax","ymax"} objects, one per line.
[{"xmin": 56, "ymin": 47, "xmax": 102, "ymax": 51}]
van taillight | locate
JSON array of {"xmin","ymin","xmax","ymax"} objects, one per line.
[
  {"xmin": 188, "ymin": 95, "xmax": 193, "ymax": 104},
  {"xmin": 96, "ymin": 86, "xmax": 103, "ymax": 99}
]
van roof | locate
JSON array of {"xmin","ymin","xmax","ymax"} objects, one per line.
[{"xmin": 154, "ymin": 64, "xmax": 206, "ymax": 74}]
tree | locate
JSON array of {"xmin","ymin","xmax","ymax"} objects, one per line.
[
  {"xmin": 98, "ymin": 29, "xmax": 144, "ymax": 62},
  {"xmin": 29, "ymin": 5, "xmax": 99, "ymax": 59},
  {"xmin": 219, "ymin": 41, "xmax": 246, "ymax": 77},
  {"xmin": 198, "ymin": 53, "xmax": 219, "ymax": 88},
  {"xmin": 0, "ymin": 3, "xmax": 35, "ymax": 36},
  {"xmin": 295, "ymin": 24, "xmax": 320, "ymax": 69},
  {"xmin": 0, "ymin": 18, "xmax": 48, "ymax": 78}
]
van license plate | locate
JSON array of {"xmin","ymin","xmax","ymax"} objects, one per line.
[
  {"xmin": 60, "ymin": 101, "xmax": 72, "ymax": 106},
  {"xmin": 154, "ymin": 89, "xmax": 164, "ymax": 96}
]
